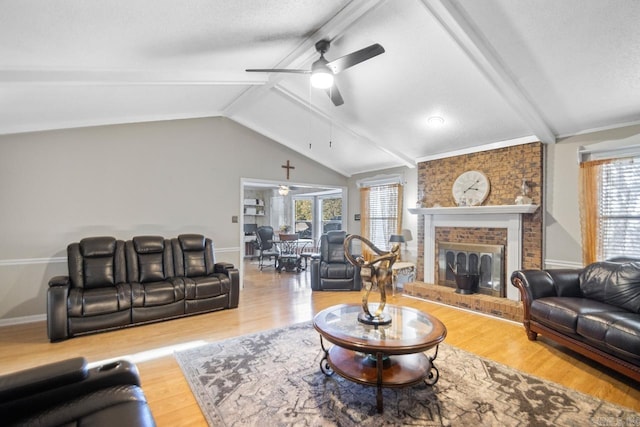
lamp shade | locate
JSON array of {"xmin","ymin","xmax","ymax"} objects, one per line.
[
  {"xmin": 310, "ymin": 58, "xmax": 334, "ymax": 89},
  {"xmin": 389, "ymin": 234, "xmax": 405, "ymax": 243},
  {"xmin": 401, "ymin": 229, "xmax": 413, "ymax": 242}
]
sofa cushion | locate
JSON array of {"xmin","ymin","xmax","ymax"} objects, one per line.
[
  {"xmin": 132, "ymin": 281, "xmax": 182, "ymax": 307},
  {"xmin": 80, "ymin": 237, "xmax": 117, "ymax": 257},
  {"xmin": 84, "ymin": 257, "xmax": 116, "ymax": 288},
  {"xmin": 178, "ymin": 234, "xmax": 206, "ymax": 251},
  {"xmin": 132, "ymin": 236, "xmax": 164, "ymax": 254},
  {"xmin": 137, "ymin": 253, "xmax": 166, "ymax": 283},
  {"xmin": 577, "ymin": 311, "xmax": 633, "ymax": 342},
  {"xmin": 530, "ymin": 297, "xmax": 619, "ymax": 335},
  {"xmin": 184, "ymin": 275, "xmax": 229, "ymax": 300},
  {"xmin": 68, "ymin": 285, "xmax": 132, "ymax": 317},
  {"xmin": 321, "ymin": 263, "xmax": 354, "ymax": 280},
  {"xmin": 580, "ymin": 261, "xmax": 640, "ymax": 312},
  {"xmin": 604, "ymin": 314, "xmax": 640, "ymax": 361}
]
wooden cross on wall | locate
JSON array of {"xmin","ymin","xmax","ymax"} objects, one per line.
[{"xmin": 281, "ymin": 160, "xmax": 295, "ymax": 180}]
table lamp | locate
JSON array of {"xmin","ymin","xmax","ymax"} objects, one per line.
[{"xmin": 401, "ymin": 229, "xmax": 413, "ymax": 250}]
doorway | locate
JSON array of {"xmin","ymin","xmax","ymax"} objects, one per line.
[{"xmin": 239, "ymin": 178, "xmax": 347, "ymax": 286}]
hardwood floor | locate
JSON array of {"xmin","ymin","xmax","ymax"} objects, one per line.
[{"xmin": 1, "ymin": 261, "xmax": 638, "ymax": 426}]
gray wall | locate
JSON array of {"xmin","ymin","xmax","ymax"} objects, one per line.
[
  {"xmin": 544, "ymin": 123, "xmax": 640, "ymax": 268},
  {"xmin": 2, "ymin": 117, "xmax": 639, "ymax": 322},
  {"xmin": 0, "ymin": 117, "xmax": 347, "ymax": 321}
]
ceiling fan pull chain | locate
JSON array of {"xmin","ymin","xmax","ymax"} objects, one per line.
[{"xmin": 329, "ymin": 104, "xmax": 333, "ymax": 148}]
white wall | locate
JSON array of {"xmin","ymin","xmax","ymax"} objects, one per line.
[
  {"xmin": 545, "ymin": 123, "xmax": 640, "ymax": 268},
  {"xmin": 0, "ymin": 117, "xmax": 347, "ymax": 320},
  {"xmin": 347, "ymin": 166, "xmax": 418, "ymax": 261}
]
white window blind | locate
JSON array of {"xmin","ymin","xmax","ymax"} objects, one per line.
[
  {"xmin": 367, "ymin": 184, "xmax": 399, "ymax": 250},
  {"xmin": 600, "ymin": 158, "xmax": 640, "ymax": 259}
]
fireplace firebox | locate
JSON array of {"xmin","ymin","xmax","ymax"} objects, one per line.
[{"xmin": 438, "ymin": 242, "xmax": 505, "ymax": 297}]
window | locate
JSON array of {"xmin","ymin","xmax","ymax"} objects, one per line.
[
  {"xmin": 360, "ymin": 182, "xmax": 403, "ymax": 252},
  {"xmin": 294, "ymin": 198, "xmax": 313, "ymax": 239},
  {"xmin": 580, "ymin": 156, "xmax": 640, "ymax": 263},
  {"xmin": 292, "ymin": 191, "xmax": 343, "ymax": 242},
  {"xmin": 320, "ymin": 196, "xmax": 342, "ymax": 233}
]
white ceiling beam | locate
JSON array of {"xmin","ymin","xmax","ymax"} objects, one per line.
[
  {"xmin": 421, "ymin": 0, "xmax": 556, "ymax": 144},
  {"xmin": 0, "ymin": 69, "xmax": 266, "ymax": 86}
]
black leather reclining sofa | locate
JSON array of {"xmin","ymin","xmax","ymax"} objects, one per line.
[
  {"xmin": 47, "ymin": 233, "xmax": 239, "ymax": 342},
  {"xmin": 511, "ymin": 259, "xmax": 640, "ymax": 382}
]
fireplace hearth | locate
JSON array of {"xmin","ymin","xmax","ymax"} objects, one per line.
[{"xmin": 438, "ymin": 241, "xmax": 504, "ymax": 297}]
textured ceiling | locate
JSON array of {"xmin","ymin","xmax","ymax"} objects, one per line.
[{"xmin": 2, "ymin": 0, "xmax": 639, "ymax": 176}]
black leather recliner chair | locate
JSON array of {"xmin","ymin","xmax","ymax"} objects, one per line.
[
  {"xmin": 310, "ymin": 231, "xmax": 361, "ymax": 291},
  {"xmin": 0, "ymin": 357, "xmax": 156, "ymax": 426}
]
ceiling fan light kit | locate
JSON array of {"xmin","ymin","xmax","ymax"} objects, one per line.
[{"xmin": 310, "ymin": 63, "xmax": 334, "ymax": 89}]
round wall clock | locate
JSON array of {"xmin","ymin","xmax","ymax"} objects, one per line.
[{"xmin": 452, "ymin": 170, "xmax": 490, "ymax": 206}]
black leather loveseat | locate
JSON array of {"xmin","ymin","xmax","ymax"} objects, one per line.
[
  {"xmin": 0, "ymin": 357, "xmax": 155, "ymax": 426},
  {"xmin": 47, "ymin": 234, "xmax": 239, "ymax": 342},
  {"xmin": 511, "ymin": 260, "xmax": 640, "ymax": 381}
]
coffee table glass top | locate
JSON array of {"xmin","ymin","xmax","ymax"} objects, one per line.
[{"xmin": 313, "ymin": 303, "xmax": 447, "ymax": 354}]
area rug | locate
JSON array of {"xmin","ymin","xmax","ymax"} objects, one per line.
[{"xmin": 175, "ymin": 322, "xmax": 638, "ymax": 426}]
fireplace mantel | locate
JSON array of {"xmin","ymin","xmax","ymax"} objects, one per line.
[
  {"xmin": 408, "ymin": 204, "xmax": 538, "ymax": 216},
  {"xmin": 409, "ymin": 204, "xmax": 538, "ymax": 301}
]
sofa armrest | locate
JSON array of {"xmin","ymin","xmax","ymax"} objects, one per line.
[
  {"xmin": 215, "ymin": 262, "xmax": 239, "ymax": 308},
  {"xmin": 0, "ymin": 358, "xmax": 143, "ymax": 422},
  {"xmin": 511, "ymin": 270, "xmax": 557, "ymax": 303},
  {"xmin": 49, "ymin": 275, "xmax": 70, "ymax": 287},
  {"xmin": 310, "ymin": 258, "xmax": 321, "ymax": 290},
  {"xmin": 0, "ymin": 357, "xmax": 87, "ymax": 402},
  {"xmin": 214, "ymin": 262, "xmax": 235, "ymax": 274},
  {"xmin": 47, "ymin": 277, "xmax": 71, "ymax": 342}
]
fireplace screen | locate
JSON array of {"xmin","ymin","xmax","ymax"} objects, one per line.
[{"xmin": 438, "ymin": 242, "xmax": 505, "ymax": 297}]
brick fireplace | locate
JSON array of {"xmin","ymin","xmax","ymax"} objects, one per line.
[
  {"xmin": 404, "ymin": 142, "xmax": 544, "ymax": 319},
  {"xmin": 410, "ymin": 204, "xmax": 538, "ymax": 301}
]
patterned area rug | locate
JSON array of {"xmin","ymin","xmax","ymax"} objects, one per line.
[{"xmin": 175, "ymin": 322, "xmax": 637, "ymax": 426}]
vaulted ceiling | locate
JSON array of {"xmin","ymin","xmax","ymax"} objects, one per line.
[{"xmin": 2, "ymin": 0, "xmax": 639, "ymax": 176}]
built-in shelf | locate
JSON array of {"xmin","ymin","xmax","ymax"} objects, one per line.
[
  {"xmin": 409, "ymin": 204, "xmax": 538, "ymax": 216},
  {"xmin": 243, "ymin": 198, "xmax": 265, "ymax": 216}
]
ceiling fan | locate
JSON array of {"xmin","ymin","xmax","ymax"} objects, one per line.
[{"xmin": 246, "ymin": 39, "xmax": 385, "ymax": 106}]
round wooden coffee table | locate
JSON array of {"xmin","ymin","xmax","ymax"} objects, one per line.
[{"xmin": 313, "ymin": 303, "xmax": 447, "ymax": 413}]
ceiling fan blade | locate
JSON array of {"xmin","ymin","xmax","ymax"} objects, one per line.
[
  {"xmin": 245, "ymin": 68, "xmax": 310, "ymax": 74},
  {"xmin": 325, "ymin": 83, "xmax": 344, "ymax": 106},
  {"xmin": 326, "ymin": 43, "xmax": 385, "ymax": 74}
]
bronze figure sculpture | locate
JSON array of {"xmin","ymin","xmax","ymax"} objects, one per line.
[{"xmin": 344, "ymin": 235, "xmax": 400, "ymax": 325}]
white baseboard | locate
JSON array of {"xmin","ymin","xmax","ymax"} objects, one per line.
[{"xmin": 0, "ymin": 313, "xmax": 46, "ymax": 327}]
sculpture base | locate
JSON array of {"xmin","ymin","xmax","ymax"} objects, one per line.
[{"xmin": 358, "ymin": 312, "xmax": 392, "ymax": 326}]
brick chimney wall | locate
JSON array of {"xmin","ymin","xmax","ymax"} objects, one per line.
[{"xmin": 416, "ymin": 142, "xmax": 544, "ymax": 282}]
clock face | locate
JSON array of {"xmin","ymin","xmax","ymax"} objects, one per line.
[{"xmin": 452, "ymin": 171, "xmax": 490, "ymax": 206}]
